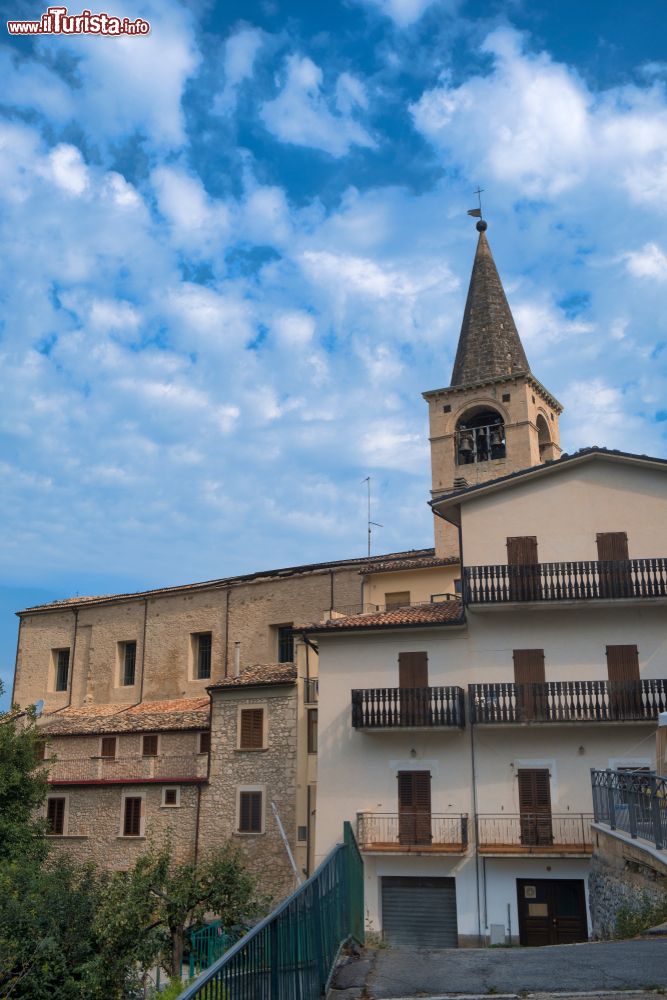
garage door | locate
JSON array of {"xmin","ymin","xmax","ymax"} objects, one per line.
[{"xmin": 381, "ymin": 876, "xmax": 458, "ymax": 948}]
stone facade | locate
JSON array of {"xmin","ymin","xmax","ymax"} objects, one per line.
[{"xmin": 588, "ymin": 825, "xmax": 667, "ymax": 939}]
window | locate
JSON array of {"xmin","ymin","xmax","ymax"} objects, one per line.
[
  {"xmin": 239, "ymin": 708, "xmax": 264, "ymax": 750},
  {"xmin": 46, "ymin": 796, "xmax": 66, "ymax": 835},
  {"xmin": 163, "ymin": 787, "xmax": 180, "ymax": 807},
  {"xmin": 142, "ymin": 733, "xmax": 158, "ymax": 757},
  {"xmin": 453, "ymin": 579, "xmax": 462, "ymax": 596},
  {"xmin": 307, "ymin": 708, "xmax": 318, "ymax": 754},
  {"xmin": 238, "ymin": 790, "xmax": 263, "ymax": 833},
  {"xmin": 100, "ymin": 736, "xmax": 117, "ymax": 759},
  {"xmin": 194, "ymin": 632, "xmax": 212, "ymax": 680},
  {"xmin": 35, "ymin": 738, "xmax": 47, "ymax": 762},
  {"xmin": 513, "ymin": 649, "xmax": 546, "ymax": 722},
  {"xmin": 120, "ymin": 641, "xmax": 137, "ymax": 686},
  {"xmin": 123, "ymin": 796, "xmax": 142, "ymax": 837},
  {"xmin": 199, "ymin": 731, "xmax": 211, "ymax": 754},
  {"xmin": 277, "ymin": 626, "xmax": 294, "ymax": 663},
  {"xmin": 385, "ymin": 591, "xmax": 410, "ymax": 610},
  {"xmin": 54, "ymin": 648, "xmax": 70, "ymax": 692}
]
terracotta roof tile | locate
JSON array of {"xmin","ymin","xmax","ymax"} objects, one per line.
[
  {"xmin": 304, "ymin": 600, "xmax": 464, "ymax": 633},
  {"xmin": 39, "ymin": 697, "xmax": 210, "ymax": 736},
  {"xmin": 363, "ymin": 555, "xmax": 459, "ymax": 573},
  {"xmin": 208, "ymin": 663, "xmax": 297, "ymax": 689}
]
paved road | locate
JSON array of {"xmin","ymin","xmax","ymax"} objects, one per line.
[{"xmin": 331, "ymin": 939, "xmax": 667, "ymax": 998}]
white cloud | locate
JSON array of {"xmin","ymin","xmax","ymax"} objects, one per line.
[
  {"xmin": 46, "ymin": 144, "xmax": 89, "ymax": 196},
  {"xmin": 623, "ymin": 242, "xmax": 667, "ymax": 280},
  {"xmin": 152, "ymin": 166, "xmax": 230, "ymax": 255},
  {"xmin": 260, "ymin": 55, "xmax": 375, "ymax": 157},
  {"xmin": 357, "ymin": 0, "xmax": 440, "ymax": 28},
  {"xmin": 273, "ymin": 311, "xmax": 316, "ymax": 348},
  {"xmin": 215, "ymin": 26, "xmax": 265, "ymax": 114}
]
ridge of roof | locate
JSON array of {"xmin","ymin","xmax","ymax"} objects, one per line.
[
  {"xmin": 18, "ymin": 547, "xmax": 437, "ymax": 615},
  {"xmin": 430, "ymin": 446, "xmax": 667, "ymax": 510},
  {"xmin": 450, "ymin": 227, "xmax": 530, "ymax": 387},
  {"xmin": 208, "ymin": 663, "xmax": 297, "ymax": 689},
  {"xmin": 302, "ymin": 599, "xmax": 464, "ymax": 634}
]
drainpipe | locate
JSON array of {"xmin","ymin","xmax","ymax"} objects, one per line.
[
  {"xmin": 470, "ymin": 719, "xmax": 483, "ymax": 945},
  {"xmin": 223, "ymin": 589, "xmax": 230, "ymax": 677},
  {"xmin": 65, "ymin": 609, "xmax": 79, "ymax": 709},
  {"xmin": 194, "ymin": 784, "xmax": 202, "ymax": 865},
  {"xmin": 10, "ymin": 616, "xmax": 23, "ymax": 707},
  {"xmin": 329, "ymin": 570, "xmax": 335, "ymax": 616},
  {"xmin": 233, "ymin": 642, "xmax": 241, "ymax": 678},
  {"xmin": 138, "ymin": 598, "xmax": 148, "ymax": 704}
]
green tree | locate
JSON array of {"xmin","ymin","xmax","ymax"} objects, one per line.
[{"xmin": 0, "ymin": 682, "xmax": 48, "ymax": 864}]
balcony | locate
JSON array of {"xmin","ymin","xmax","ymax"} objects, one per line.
[
  {"xmin": 464, "ymin": 558, "xmax": 667, "ymax": 605},
  {"xmin": 477, "ymin": 813, "xmax": 593, "ymax": 855},
  {"xmin": 357, "ymin": 812, "xmax": 468, "ymax": 853},
  {"xmin": 591, "ymin": 769, "xmax": 667, "ymax": 850},
  {"xmin": 351, "ymin": 686, "xmax": 465, "ymax": 731},
  {"xmin": 469, "ymin": 679, "xmax": 667, "ymax": 725},
  {"xmin": 46, "ymin": 753, "xmax": 209, "ymax": 785}
]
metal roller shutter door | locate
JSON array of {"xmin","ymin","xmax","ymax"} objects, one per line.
[{"xmin": 381, "ymin": 876, "xmax": 458, "ymax": 948}]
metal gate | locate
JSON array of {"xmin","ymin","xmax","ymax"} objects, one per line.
[{"xmin": 381, "ymin": 876, "xmax": 458, "ymax": 948}]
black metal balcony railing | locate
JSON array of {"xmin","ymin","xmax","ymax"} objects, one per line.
[
  {"xmin": 469, "ymin": 679, "xmax": 667, "ymax": 724},
  {"xmin": 465, "ymin": 558, "xmax": 667, "ymax": 604},
  {"xmin": 46, "ymin": 754, "xmax": 208, "ymax": 784},
  {"xmin": 357, "ymin": 812, "xmax": 468, "ymax": 852},
  {"xmin": 351, "ymin": 686, "xmax": 465, "ymax": 730},
  {"xmin": 477, "ymin": 813, "xmax": 593, "ymax": 853},
  {"xmin": 591, "ymin": 768, "xmax": 667, "ymax": 850}
]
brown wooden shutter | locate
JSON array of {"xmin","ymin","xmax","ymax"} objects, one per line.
[
  {"xmin": 398, "ymin": 771, "xmax": 431, "ymax": 845},
  {"xmin": 596, "ymin": 532, "xmax": 629, "ymax": 561},
  {"xmin": 47, "ymin": 797, "xmax": 65, "ymax": 835},
  {"xmin": 239, "ymin": 791, "xmax": 262, "ymax": 832},
  {"xmin": 513, "ymin": 649, "xmax": 546, "ymax": 721},
  {"xmin": 124, "ymin": 797, "xmax": 142, "ymax": 836},
  {"xmin": 606, "ymin": 644, "xmax": 641, "ymax": 718},
  {"xmin": 240, "ymin": 709, "xmax": 264, "ymax": 749},
  {"xmin": 398, "ymin": 652, "xmax": 428, "ymax": 688},
  {"xmin": 142, "ymin": 733, "xmax": 158, "ymax": 757},
  {"xmin": 518, "ymin": 768, "xmax": 552, "ymax": 846},
  {"xmin": 100, "ymin": 737, "xmax": 116, "ymax": 758},
  {"xmin": 507, "ymin": 537, "xmax": 538, "ymax": 565},
  {"xmin": 606, "ymin": 645, "xmax": 640, "ymax": 683}
]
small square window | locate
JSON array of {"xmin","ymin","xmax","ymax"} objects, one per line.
[
  {"xmin": 297, "ymin": 825, "xmax": 308, "ymax": 842},
  {"xmin": 143, "ymin": 734, "xmax": 158, "ymax": 757},
  {"xmin": 443, "ymin": 404, "xmax": 451, "ymax": 413},
  {"xmin": 47, "ymin": 797, "xmax": 66, "ymax": 835},
  {"xmin": 502, "ymin": 393, "xmax": 511, "ymax": 402},
  {"xmin": 276, "ymin": 625, "xmax": 294, "ymax": 663},
  {"xmin": 120, "ymin": 641, "xmax": 137, "ymax": 686},
  {"xmin": 54, "ymin": 649, "xmax": 70, "ymax": 692},
  {"xmin": 238, "ymin": 791, "xmax": 262, "ymax": 833},
  {"xmin": 101, "ymin": 736, "xmax": 117, "ymax": 759},
  {"xmin": 123, "ymin": 796, "xmax": 142, "ymax": 837},
  {"xmin": 307, "ymin": 708, "xmax": 318, "ymax": 754},
  {"xmin": 199, "ymin": 731, "xmax": 211, "ymax": 754},
  {"xmin": 194, "ymin": 632, "xmax": 212, "ymax": 680},
  {"xmin": 239, "ymin": 708, "xmax": 264, "ymax": 750},
  {"xmin": 163, "ymin": 787, "xmax": 179, "ymax": 807}
]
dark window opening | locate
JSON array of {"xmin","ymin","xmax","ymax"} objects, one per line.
[
  {"xmin": 142, "ymin": 733, "xmax": 158, "ymax": 757},
  {"xmin": 239, "ymin": 791, "xmax": 262, "ymax": 833},
  {"xmin": 277, "ymin": 626, "xmax": 294, "ymax": 663},
  {"xmin": 123, "ymin": 797, "xmax": 142, "ymax": 836},
  {"xmin": 47, "ymin": 797, "xmax": 65, "ymax": 835},
  {"xmin": 199, "ymin": 731, "xmax": 211, "ymax": 754},
  {"xmin": 164, "ymin": 788, "xmax": 178, "ymax": 806},
  {"xmin": 122, "ymin": 641, "xmax": 137, "ymax": 686},
  {"xmin": 307, "ymin": 708, "xmax": 318, "ymax": 754},
  {"xmin": 195, "ymin": 632, "xmax": 212, "ymax": 680},
  {"xmin": 55, "ymin": 649, "xmax": 70, "ymax": 692}
]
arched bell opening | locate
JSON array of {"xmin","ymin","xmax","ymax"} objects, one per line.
[
  {"xmin": 537, "ymin": 414, "xmax": 556, "ymax": 462},
  {"xmin": 456, "ymin": 407, "xmax": 506, "ymax": 465}
]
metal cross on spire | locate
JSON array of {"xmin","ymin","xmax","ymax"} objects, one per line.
[{"xmin": 467, "ymin": 187, "xmax": 485, "ymax": 221}]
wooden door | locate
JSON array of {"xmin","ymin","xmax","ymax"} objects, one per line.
[
  {"xmin": 517, "ymin": 879, "xmax": 587, "ymax": 946},
  {"xmin": 518, "ymin": 768, "xmax": 552, "ymax": 846},
  {"xmin": 398, "ymin": 652, "xmax": 428, "ymax": 726},
  {"xmin": 507, "ymin": 536, "xmax": 539, "ymax": 600},
  {"xmin": 513, "ymin": 649, "xmax": 546, "ymax": 721},
  {"xmin": 606, "ymin": 644, "xmax": 642, "ymax": 719},
  {"xmin": 597, "ymin": 532, "xmax": 631, "ymax": 597},
  {"xmin": 398, "ymin": 771, "xmax": 432, "ymax": 846}
]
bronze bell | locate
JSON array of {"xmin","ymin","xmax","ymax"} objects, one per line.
[
  {"xmin": 490, "ymin": 427, "xmax": 503, "ymax": 447},
  {"xmin": 459, "ymin": 433, "xmax": 473, "ymax": 452}
]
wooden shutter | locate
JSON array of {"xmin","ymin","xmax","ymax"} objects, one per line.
[
  {"xmin": 596, "ymin": 532, "xmax": 629, "ymax": 561},
  {"xmin": 513, "ymin": 649, "xmax": 546, "ymax": 721},
  {"xmin": 123, "ymin": 797, "xmax": 142, "ymax": 836},
  {"xmin": 239, "ymin": 791, "xmax": 262, "ymax": 832},
  {"xmin": 507, "ymin": 537, "xmax": 538, "ymax": 565},
  {"xmin": 142, "ymin": 733, "xmax": 158, "ymax": 757},
  {"xmin": 47, "ymin": 797, "xmax": 65, "ymax": 835},
  {"xmin": 385, "ymin": 591, "xmax": 411, "ymax": 610},
  {"xmin": 606, "ymin": 645, "xmax": 640, "ymax": 683},
  {"xmin": 398, "ymin": 771, "xmax": 431, "ymax": 845},
  {"xmin": 199, "ymin": 731, "xmax": 211, "ymax": 754},
  {"xmin": 518, "ymin": 769, "xmax": 552, "ymax": 846},
  {"xmin": 240, "ymin": 709, "xmax": 264, "ymax": 749},
  {"xmin": 606, "ymin": 645, "xmax": 641, "ymax": 718},
  {"xmin": 100, "ymin": 736, "xmax": 116, "ymax": 758},
  {"xmin": 398, "ymin": 652, "xmax": 428, "ymax": 688}
]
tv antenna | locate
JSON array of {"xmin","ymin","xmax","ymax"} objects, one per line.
[{"xmin": 362, "ymin": 476, "xmax": 382, "ymax": 557}]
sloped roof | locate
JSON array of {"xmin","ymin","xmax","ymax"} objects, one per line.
[
  {"xmin": 208, "ymin": 663, "xmax": 297, "ymax": 689},
  {"xmin": 363, "ymin": 555, "xmax": 459, "ymax": 573},
  {"xmin": 39, "ymin": 697, "xmax": 210, "ymax": 736},
  {"xmin": 303, "ymin": 600, "xmax": 464, "ymax": 634},
  {"xmin": 450, "ymin": 225, "xmax": 530, "ymax": 387}
]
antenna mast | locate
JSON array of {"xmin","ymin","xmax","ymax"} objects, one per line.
[{"xmin": 362, "ymin": 476, "xmax": 382, "ymax": 557}]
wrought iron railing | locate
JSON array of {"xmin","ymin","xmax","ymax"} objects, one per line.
[
  {"xmin": 464, "ymin": 558, "xmax": 667, "ymax": 604},
  {"xmin": 357, "ymin": 812, "xmax": 468, "ymax": 851},
  {"xmin": 351, "ymin": 686, "xmax": 465, "ymax": 729},
  {"xmin": 591, "ymin": 769, "xmax": 667, "ymax": 851},
  {"xmin": 178, "ymin": 822, "xmax": 364, "ymax": 1000},
  {"xmin": 46, "ymin": 754, "xmax": 208, "ymax": 784},
  {"xmin": 477, "ymin": 813, "xmax": 593, "ymax": 852},
  {"xmin": 469, "ymin": 679, "xmax": 667, "ymax": 724}
]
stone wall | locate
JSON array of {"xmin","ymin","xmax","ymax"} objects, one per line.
[{"xmin": 588, "ymin": 825, "xmax": 667, "ymax": 939}]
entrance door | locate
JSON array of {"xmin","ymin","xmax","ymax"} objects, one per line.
[
  {"xmin": 398, "ymin": 770, "xmax": 431, "ymax": 846},
  {"xmin": 596, "ymin": 532, "xmax": 631, "ymax": 598},
  {"xmin": 507, "ymin": 536, "xmax": 540, "ymax": 601},
  {"xmin": 513, "ymin": 649, "xmax": 546, "ymax": 722},
  {"xmin": 398, "ymin": 651, "xmax": 428, "ymax": 726},
  {"xmin": 382, "ymin": 876, "xmax": 458, "ymax": 948},
  {"xmin": 518, "ymin": 769, "xmax": 553, "ymax": 846},
  {"xmin": 517, "ymin": 879, "xmax": 588, "ymax": 946},
  {"xmin": 606, "ymin": 644, "xmax": 642, "ymax": 719}
]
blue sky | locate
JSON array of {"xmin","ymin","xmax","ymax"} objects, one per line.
[{"xmin": 2, "ymin": 0, "xmax": 667, "ymax": 705}]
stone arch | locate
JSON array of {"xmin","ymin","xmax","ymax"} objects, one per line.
[
  {"xmin": 536, "ymin": 412, "xmax": 557, "ymax": 462},
  {"xmin": 456, "ymin": 404, "xmax": 506, "ymax": 465}
]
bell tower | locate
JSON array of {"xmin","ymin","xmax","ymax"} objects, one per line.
[{"xmin": 423, "ymin": 219, "xmax": 563, "ymax": 558}]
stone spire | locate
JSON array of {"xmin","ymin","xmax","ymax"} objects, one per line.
[{"xmin": 450, "ymin": 220, "xmax": 530, "ymax": 387}]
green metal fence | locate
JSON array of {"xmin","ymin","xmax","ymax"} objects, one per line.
[
  {"xmin": 177, "ymin": 822, "xmax": 364, "ymax": 999},
  {"xmin": 188, "ymin": 922, "xmax": 243, "ymax": 978}
]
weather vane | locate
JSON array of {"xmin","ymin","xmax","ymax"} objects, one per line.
[{"xmin": 467, "ymin": 187, "xmax": 487, "ymax": 230}]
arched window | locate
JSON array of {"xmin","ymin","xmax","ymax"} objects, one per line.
[
  {"xmin": 456, "ymin": 407, "xmax": 506, "ymax": 465},
  {"xmin": 536, "ymin": 414, "xmax": 556, "ymax": 462}
]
